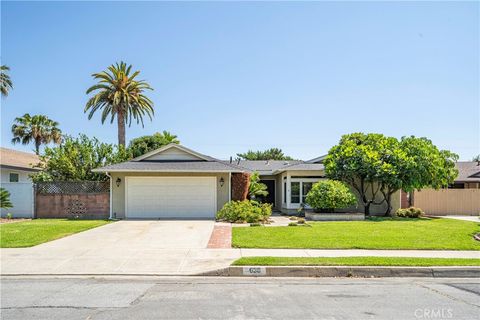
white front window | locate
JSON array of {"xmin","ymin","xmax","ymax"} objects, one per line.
[{"xmin": 284, "ymin": 177, "xmax": 323, "ymax": 209}]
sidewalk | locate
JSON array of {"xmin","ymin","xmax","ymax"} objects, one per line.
[{"xmin": 2, "ymin": 248, "xmax": 478, "ymax": 276}]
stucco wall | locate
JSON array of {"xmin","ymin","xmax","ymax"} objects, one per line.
[
  {"xmin": 0, "ymin": 168, "xmax": 32, "ymax": 183},
  {"xmin": 110, "ymin": 172, "xmax": 230, "ymax": 219}
]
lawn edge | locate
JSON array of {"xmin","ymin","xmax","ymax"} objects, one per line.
[{"xmin": 0, "ymin": 219, "xmax": 113, "ymax": 248}]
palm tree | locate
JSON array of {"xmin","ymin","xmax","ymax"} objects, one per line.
[
  {"xmin": 85, "ymin": 61, "xmax": 154, "ymax": 146},
  {"xmin": 0, "ymin": 188, "xmax": 13, "ymax": 209},
  {"xmin": 161, "ymin": 131, "xmax": 179, "ymax": 144},
  {"xmin": 11, "ymin": 113, "xmax": 62, "ymax": 154},
  {"xmin": 1, "ymin": 65, "xmax": 13, "ymax": 97}
]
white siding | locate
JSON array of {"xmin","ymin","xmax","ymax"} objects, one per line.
[
  {"xmin": 0, "ymin": 182, "xmax": 34, "ymax": 218},
  {"xmin": 142, "ymin": 148, "xmax": 203, "ymax": 161}
]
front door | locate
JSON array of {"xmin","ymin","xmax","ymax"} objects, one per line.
[{"xmin": 259, "ymin": 180, "xmax": 275, "ymax": 205}]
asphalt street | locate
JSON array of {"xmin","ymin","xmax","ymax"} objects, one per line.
[{"xmin": 1, "ymin": 277, "xmax": 479, "ymax": 320}]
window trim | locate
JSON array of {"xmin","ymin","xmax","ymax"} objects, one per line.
[{"xmin": 9, "ymin": 172, "xmax": 20, "ymax": 183}]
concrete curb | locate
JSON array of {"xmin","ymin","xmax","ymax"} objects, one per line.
[{"xmin": 200, "ymin": 266, "xmax": 480, "ymax": 278}]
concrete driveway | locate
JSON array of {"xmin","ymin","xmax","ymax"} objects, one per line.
[{"xmin": 1, "ymin": 221, "xmax": 240, "ymax": 275}]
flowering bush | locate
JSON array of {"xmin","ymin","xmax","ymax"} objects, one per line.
[
  {"xmin": 216, "ymin": 200, "xmax": 271, "ymax": 223},
  {"xmin": 395, "ymin": 207, "xmax": 424, "ymax": 218}
]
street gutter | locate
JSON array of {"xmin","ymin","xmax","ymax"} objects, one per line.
[{"xmin": 200, "ymin": 266, "xmax": 480, "ymax": 278}]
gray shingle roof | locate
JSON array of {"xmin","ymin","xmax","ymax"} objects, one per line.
[
  {"xmin": 455, "ymin": 161, "xmax": 480, "ymax": 182},
  {"xmin": 273, "ymin": 162, "xmax": 325, "ymax": 173},
  {"xmin": 93, "ymin": 160, "xmax": 247, "ymax": 173},
  {"xmin": 231, "ymin": 160, "xmax": 303, "ymax": 175}
]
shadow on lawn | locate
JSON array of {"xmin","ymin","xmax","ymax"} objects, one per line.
[{"xmin": 365, "ymin": 217, "xmax": 432, "ymax": 222}]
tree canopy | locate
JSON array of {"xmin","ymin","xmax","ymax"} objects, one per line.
[
  {"xmin": 1, "ymin": 65, "xmax": 13, "ymax": 97},
  {"xmin": 324, "ymin": 133, "xmax": 458, "ymax": 215},
  {"xmin": 85, "ymin": 61, "xmax": 154, "ymax": 146},
  {"xmin": 237, "ymin": 148, "xmax": 294, "ymax": 161},
  {"xmin": 31, "ymin": 134, "xmax": 130, "ymax": 182},
  {"xmin": 11, "ymin": 113, "xmax": 62, "ymax": 154},
  {"xmin": 128, "ymin": 131, "xmax": 179, "ymax": 158}
]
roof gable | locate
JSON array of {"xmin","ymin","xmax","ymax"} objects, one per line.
[{"xmin": 133, "ymin": 144, "xmax": 215, "ymax": 162}]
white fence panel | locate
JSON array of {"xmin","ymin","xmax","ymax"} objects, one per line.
[{"xmin": 1, "ymin": 182, "xmax": 34, "ymax": 218}]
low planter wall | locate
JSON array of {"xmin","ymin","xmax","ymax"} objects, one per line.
[
  {"xmin": 305, "ymin": 211, "xmax": 365, "ymax": 221},
  {"xmin": 36, "ymin": 193, "xmax": 109, "ymax": 219}
]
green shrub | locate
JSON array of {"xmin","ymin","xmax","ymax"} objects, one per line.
[
  {"xmin": 0, "ymin": 188, "xmax": 13, "ymax": 209},
  {"xmin": 305, "ymin": 180, "xmax": 357, "ymax": 212},
  {"xmin": 395, "ymin": 207, "xmax": 424, "ymax": 218},
  {"xmin": 288, "ymin": 222, "xmax": 298, "ymax": 226},
  {"xmin": 6, "ymin": 213, "xmax": 12, "ymax": 219},
  {"xmin": 216, "ymin": 200, "xmax": 272, "ymax": 223},
  {"xmin": 297, "ymin": 218, "xmax": 306, "ymax": 224}
]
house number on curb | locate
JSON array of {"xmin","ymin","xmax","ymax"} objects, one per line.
[{"xmin": 243, "ymin": 267, "xmax": 266, "ymax": 276}]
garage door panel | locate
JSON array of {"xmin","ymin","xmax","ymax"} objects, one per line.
[{"xmin": 126, "ymin": 177, "xmax": 216, "ymax": 219}]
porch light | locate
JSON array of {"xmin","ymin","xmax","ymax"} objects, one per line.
[
  {"xmin": 219, "ymin": 177, "xmax": 225, "ymax": 187},
  {"xmin": 116, "ymin": 178, "xmax": 121, "ymax": 187}
]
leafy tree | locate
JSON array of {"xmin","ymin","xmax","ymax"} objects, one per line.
[
  {"xmin": 381, "ymin": 136, "xmax": 459, "ymax": 214},
  {"xmin": 11, "ymin": 113, "xmax": 62, "ymax": 154},
  {"xmin": 31, "ymin": 134, "xmax": 130, "ymax": 182},
  {"xmin": 473, "ymin": 155, "xmax": 480, "ymax": 162},
  {"xmin": 85, "ymin": 61, "xmax": 154, "ymax": 146},
  {"xmin": 305, "ymin": 180, "xmax": 357, "ymax": 212},
  {"xmin": 128, "ymin": 131, "xmax": 179, "ymax": 158},
  {"xmin": 324, "ymin": 133, "xmax": 458, "ymax": 216},
  {"xmin": 0, "ymin": 188, "xmax": 13, "ymax": 209},
  {"xmin": 237, "ymin": 148, "xmax": 294, "ymax": 161},
  {"xmin": 1, "ymin": 65, "xmax": 13, "ymax": 97},
  {"xmin": 324, "ymin": 133, "xmax": 390, "ymax": 215},
  {"xmin": 248, "ymin": 172, "xmax": 268, "ymax": 199}
]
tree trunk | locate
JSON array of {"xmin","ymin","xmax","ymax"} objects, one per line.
[
  {"xmin": 364, "ymin": 201, "xmax": 370, "ymax": 215},
  {"xmin": 408, "ymin": 191, "xmax": 414, "ymax": 207},
  {"xmin": 117, "ymin": 111, "xmax": 126, "ymax": 146},
  {"xmin": 35, "ymin": 138, "xmax": 41, "ymax": 155},
  {"xmin": 384, "ymin": 193, "xmax": 392, "ymax": 216}
]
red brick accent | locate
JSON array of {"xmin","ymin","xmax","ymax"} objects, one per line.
[
  {"xmin": 400, "ymin": 190, "xmax": 410, "ymax": 208},
  {"xmin": 207, "ymin": 225, "xmax": 232, "ymax": 248},
  {"xmin": 231, "ymin": 172, "xmax": 250, "ymax": 201},
  {"xmin": 36, "ymin": 193, "xmax": 109, "ymax": 219}
]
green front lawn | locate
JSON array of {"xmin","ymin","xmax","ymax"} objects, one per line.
[
  {"xmin": 232, "ymin": 218, "xmax": 480, "ymax": 250},
  {"xmin": 0, "ymin": 219, "xmax": 111, "ymax": 248},
  {"xmin": 233, "ymin": 256, "xmax": 480, "ymax": 266}
]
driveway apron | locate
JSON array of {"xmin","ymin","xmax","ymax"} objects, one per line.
[{"xmin": 1, "ymin": 221, "xmax": 241, "ymax": 275}]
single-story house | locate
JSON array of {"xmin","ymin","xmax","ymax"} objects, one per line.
[
  {"xmin": 0, "ymin": 147, "xmax": 40, "ymax": 217},
  {"xmin": 406, "ymin": 161, "xmax": 480, "ymax": 216},
  {"xmin": 94, "ymin": 144, "xmax": 399, "ymax": 219},
  {"xmin": 448, "ymin": 161, "xmax": 480, "ymax": 189}
]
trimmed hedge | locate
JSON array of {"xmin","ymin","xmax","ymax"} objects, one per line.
[{"xmin": 305, "ymin": 180, "xmax": 357, "ymax": 212}]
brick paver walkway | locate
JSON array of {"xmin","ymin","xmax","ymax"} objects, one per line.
[{"xmin": 207, "ymin": 225, "xmax": 232, "ymax": 248}]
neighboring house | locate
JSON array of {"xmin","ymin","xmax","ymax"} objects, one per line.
[
  {"xmin": 448, "ymin": 161, "xmax": 480, "ymax": 189},
  {"xmin": 94, "ymin": 144, "xmax": 399, "ymax": 219},
  {"xmin": 409, "ymin": 161, "xmax": 480, "ymax": 216},
  {"xmin": 0, "ymin": 147, "xmax": 40, "ymax": 217}
]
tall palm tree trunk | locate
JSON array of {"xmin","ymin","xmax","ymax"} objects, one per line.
[
  {"xmin": 34, "ymin": 137, "xmax": 41, "ymax": 154},
  {"xmin": 117, "ymin": 110, "xmax": 126, "ymax": 146}
]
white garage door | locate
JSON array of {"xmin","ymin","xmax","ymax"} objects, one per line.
[{"xmin": 126, "ymin": 177, "xmax": 216, "ymax": 219}]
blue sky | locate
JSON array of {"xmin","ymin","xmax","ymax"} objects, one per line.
[{"xmin": 1, "ymin": 1, "xmax": 478, "ymax": 160}]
